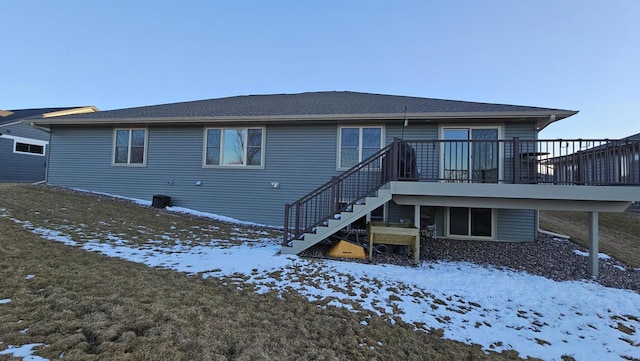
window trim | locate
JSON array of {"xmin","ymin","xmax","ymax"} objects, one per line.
[
  {"xmin": 111, "ymin": 128, "xmax": 148, "ymax": 167},
  {"xmin": 202, "ymin": 126, "xmax": 266, "ymax": 169},
  {"xmin": 337, "ymin": 125, "xmax": 385, "ymax": 170},
  {"xmin": 6, "ymin": 135, "xmax": 48, "ymax": 157},
  {"xmin": 445, "ymin": 207, "xmax": 496, "ymax": 240}
]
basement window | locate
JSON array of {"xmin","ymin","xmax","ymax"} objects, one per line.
[{"xmin": 448, "ymin": 207, "xmax": 493, "ymax": 238}]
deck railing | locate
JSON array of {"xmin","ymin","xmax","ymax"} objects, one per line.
[
  {"xmin": 283, "ymin": 138, "xmax": 640, "ymax": 246},
  {"xmin": 396, "ymin": 138, "xmax": 640, "ymax": 185}
]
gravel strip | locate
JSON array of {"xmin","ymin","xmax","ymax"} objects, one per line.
[{"xmin": 301, "ymin": 234, "xmax": 640, "ymax": 293}]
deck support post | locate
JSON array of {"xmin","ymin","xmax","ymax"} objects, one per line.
[
  {"xmin": 414, "ymin": 205, "xmax": 421, "ymax": 229},
  {"xmin": 588, "ymin": 211, "xmax": 599, "ymax": 278}
]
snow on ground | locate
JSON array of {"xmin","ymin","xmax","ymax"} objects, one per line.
[
  {"xmin": 1, "ymin": 206, "xmax": 639, "ymax": 361},
  {"xmin": 573, "ymin": 249, "xmax": 612, "ymax": 259},
  {"xmin": 0, "ymin": 343, "xmax": 48, "ymax": 361}
]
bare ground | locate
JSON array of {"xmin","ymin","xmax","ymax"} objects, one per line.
[
  {"xmin": 0, "ymin": 183, "xmax": 531, "ymax": 361},
  {"xmin": 539, "ymin": 210, "xmax": 640, "ymax": 269}
]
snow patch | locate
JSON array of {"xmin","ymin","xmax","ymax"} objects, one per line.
[
  {"xmin": 572, "ymin": 249, "xmax": 612, "ymax": 259},
  {"xmin": 6, "ymin": 207, "xmax": 640, "ymax": 361},
  {"xmin": 0, "ymin": 343, "xmax": 48, "ymax": 361}
]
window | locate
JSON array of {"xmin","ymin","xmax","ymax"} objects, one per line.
[
  {"xmin": 15, "ymin": 142, "xmax": 45, "ymax": 155},
  {"xmin": 204, "ymin": 127, "xmax": 264, "ymax": 167},
  {"xmin": 338, "ymin": 126, "xmax": 383, "ymax": 169},
  {"xmin": 442, "ymin": 127, "xmax": 500, "ymax": 183},
  {"xmin": 8, "ymin": 135, "xmax": 48, "ymax": 156},
  {"xmin": 113, "ymin": 128, "xmax": 147, "ymax": 165},
  {"xmin": 448, "ymin": 207, "xmax": 493, "ymax": 238}
]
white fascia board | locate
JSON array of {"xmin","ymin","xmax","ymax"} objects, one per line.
[{"xmin": 0, "ymin": 133, "xmax": 49, "ymax": 146}]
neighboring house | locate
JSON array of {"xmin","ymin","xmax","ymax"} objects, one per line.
[
  {"xmin": 0, "ymin": 107, "xmax": 98, "ymax": 182},
  {"xmin": 540, "ymin": 132, "xmax": 640, "ymax": 209},
  {"xmin": 541, "ymin": 132, "xmax": 640, "ymax": 185},
  {"xmin": 31, "ymin": 91, "xmax": 640, "ymax": 276}
]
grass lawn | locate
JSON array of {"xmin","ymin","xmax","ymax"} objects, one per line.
[
  {"xmin": 539, "ymin": 210, "xmax": 640, "ymax": 268},
  {"xmin": 0, "ymin": 184, "xmax": 525, "ymax": 360}
]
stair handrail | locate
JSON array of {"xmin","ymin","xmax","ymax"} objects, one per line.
[{"xmin": 283, "ymin": 139, "xmax": 399, "ymax": 246}]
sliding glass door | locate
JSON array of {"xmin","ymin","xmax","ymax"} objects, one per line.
[{"xmin": 443, "ymin": 128, "xmax": 499, "ymax": 183}]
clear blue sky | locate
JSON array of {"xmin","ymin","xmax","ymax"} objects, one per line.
[{"xmin": 3, "ymin": 1, "xmax": 639, "ymax": 139}]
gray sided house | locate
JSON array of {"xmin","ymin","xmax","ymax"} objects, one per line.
[
  {"xmin": 0, "ymin": 107, "xmax": 98, "ymax": 182},
  {"xmin": 32, "ymin": 91, "xmax": 640, "ymax": 276}
]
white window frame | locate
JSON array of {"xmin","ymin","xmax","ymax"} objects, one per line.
[
  {"xmin": 337, "ymin": 126, "xmax": 385, "ymax": 170},
  {"xmin": 202, "ymin": 127, "xmax": 266, "ymax": 169},
  {"xmin": 445, "ymin": 207, "xmax": 496, "ymax": 240},
  {"xmin": 4, "ymin": 135, "xmax": 48, "ymax": 157},
  {"xmin": 112, "ymin": 128, "xmax": 148, "ymax": 166},
  {"xmin": 439, "ymin": 125, "xmax": 504, "ymax": 182}
]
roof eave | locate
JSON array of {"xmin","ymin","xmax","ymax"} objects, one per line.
[
  {"xmin": 42, "ymin": 106, "xmax": 100, "ymax": 118},
  {"xmin": 31, "ymin": 110, "xmax": 579, "ymax": 126},
  {"xmin": 536, "ymin": 110, "xmax": 579, "ymax": 131}
]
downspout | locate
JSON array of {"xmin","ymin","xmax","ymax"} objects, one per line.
[{"xmin": 29, "ymin": 122, "xmax": 52, "ymax": 184}]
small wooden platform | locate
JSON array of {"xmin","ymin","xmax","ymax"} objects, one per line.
[{"xmin": 368, "ymin": 222, "xmax": 420, "ymax": 265}]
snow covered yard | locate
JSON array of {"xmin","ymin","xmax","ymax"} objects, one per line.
[{"xmin": 1, "ymin": 198, "xmax": 638, "ymax": 361}]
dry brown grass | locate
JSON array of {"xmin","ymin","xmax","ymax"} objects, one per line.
[
  {"xmin": 0, "ymin": 184, "xmax": 529, "ymax": 360},
  {"xmin": 539, "ymin": 210, "xmax": 640, "ymax": 268}
]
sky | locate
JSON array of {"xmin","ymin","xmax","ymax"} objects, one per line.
[
  {"xmin": 2, "ymin": 198, "xmax": 639, "ymax": 361},
  {"xmin": 2, "ymin": 1, "xmax": 639, "ymax": 139}
]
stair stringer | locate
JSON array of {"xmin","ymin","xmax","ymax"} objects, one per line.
[{"xmin": 280, "ymin": 189, "xmax": 392, "ymax": 254}]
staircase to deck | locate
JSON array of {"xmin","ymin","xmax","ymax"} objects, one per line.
[
  {"xmin": 281, "ymin": 140, "xmax": 413, "ymax": 254},
  {"xmin": 280, "ymin": 188, "xmax": 391, "ymax": 254}
]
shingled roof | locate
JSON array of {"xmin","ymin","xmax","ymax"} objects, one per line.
[
  {"xmin": 32, "ymin": 91, "xmax": 578, "ymax": 129},
  {"xmin": 1, "ymin": 107, "xmax": 99, "ymax": 126},
  {"xmin": 0, "ymin": 108, "xmax": 78, "ymax": 125}
]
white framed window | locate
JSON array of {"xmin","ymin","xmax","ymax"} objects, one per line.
[
  {"xmin": 113, "ymin": 128, "xmax": 148, "ymax": 166},
  {"xmin": 203, "ymin": 127, "xmax": 265, "ymax": 168},
  {"xmin": 7, "ymin": 135, "xmax": 48, "ymax": 156},
  {"xmin": 446, "ymin": 207, "xmax": 495, "ymax": 239},
  {"xmin": 338, "ymin": 126, "xmax": 384, "ymax": 169}
]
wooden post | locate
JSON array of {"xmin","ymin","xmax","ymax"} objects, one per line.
[{"xmin": 588, "ymin": 211, "xmax": 599, "ymax": 278}]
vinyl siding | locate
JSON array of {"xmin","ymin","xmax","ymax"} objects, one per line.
[
  {"xmin": 2, "ymin": 123, "xmax": 50, "ymax": 141},
  {"xmin": 387, "ymin": 203, "xmax": 415, "ymax": 224},
  {"xmin": 46, "ymin": 120, "xmax": 542, "ymax": 239},
  {"xmin": 504, "ymin": 122, "xmax": 537, "ymax": 183},
  {"xmin": 504, "ymin": 122, "xmax": 537, "ymax": 140},
  {"xmin": 48, "ymin": 124, "xmax": 343, "ymax": 226},
  {"xmin": 496, "ymin": 209, "xmax": 537, "ymax": 241},
  {"xmin": 0, "ymin": 137, "xmax": 47, "ymax": 182},
  {"xmin": 0, "ymin": 123, "xmax": 48, "ymax": 182}
]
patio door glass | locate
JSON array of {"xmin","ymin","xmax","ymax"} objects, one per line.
[{"xmin": 443, "ymin": 128, "xmax": 498, "ymax": 182}]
